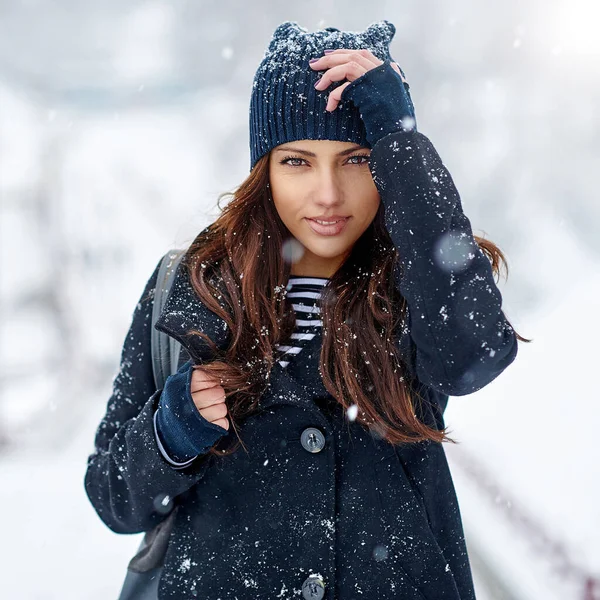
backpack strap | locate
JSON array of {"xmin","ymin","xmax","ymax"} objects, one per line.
[
  {"xmin": 150, "ymin": 249, "xmax": 187, "ymax": 390},
  {"xmin": 120, "ymin": 249, "xmax": 189, "ymax": 585}
]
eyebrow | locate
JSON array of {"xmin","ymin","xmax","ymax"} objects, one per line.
[{"xmin": 273, "ymin": 145, "xmax": 368, "ymax": 157}]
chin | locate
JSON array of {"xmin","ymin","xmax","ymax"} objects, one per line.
[{"xmin": 304, "ymin": 243, "xmax": 350, "ymax": 258}]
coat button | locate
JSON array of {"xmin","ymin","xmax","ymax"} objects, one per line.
[
  {"xmin": 301, "ymin": 574, "xmax": 325, "ymax": 599},
  {"xmin": 300, "ymin": 427, "xmax": 326, "ymax": 453}
]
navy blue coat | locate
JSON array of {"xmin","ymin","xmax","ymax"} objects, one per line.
[{"xmin": 84, "ymin": 128, "xmax": 518, "ymax": 599}]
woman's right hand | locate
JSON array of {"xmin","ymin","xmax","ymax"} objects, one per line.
[{"xmin": 190, "ymin": 366, "xmax": 230, "ymax": 431}]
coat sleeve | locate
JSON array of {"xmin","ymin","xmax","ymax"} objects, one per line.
[
  {"xmin": 368, "ymin": 130, "xmax": 518, "ymax": 396},
  {"xmin": 83, "ymin": 256, "xmax": 214, "ymax": 534}
]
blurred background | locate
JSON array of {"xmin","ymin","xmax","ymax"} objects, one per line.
[{"xmin": 0, "ymin": 1, "xmax": 598, "ymax": 598}]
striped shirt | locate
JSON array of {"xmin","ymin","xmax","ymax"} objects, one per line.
[{"xmin": 275, "ymin": 276, "xmax": 329, "ymax": 368}]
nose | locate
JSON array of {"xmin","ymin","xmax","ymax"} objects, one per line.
[{"xmin": 312, "ymin": 170, "xmax": 344, "ymax": 210}]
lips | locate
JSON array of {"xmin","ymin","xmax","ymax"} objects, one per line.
[
  {"xmin": 306, "ymin": 217, "xmax": 350, "ymax": 236},
  {"xmin": 311, "ymin": 218, "xmax": 345, "ymax": 225}
]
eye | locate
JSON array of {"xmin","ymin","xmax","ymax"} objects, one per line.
[
  {"xmin": 347, "ymin": 154, "xmax": 370, "ymax": 165},
  {"xmin": 280, "ymin": 155, "xmax": 307, "ymax": 167}
]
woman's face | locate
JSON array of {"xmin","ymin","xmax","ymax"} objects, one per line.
[{"xmin": 268, "ymin": 139, "xmax": 381, "ymax": 278}]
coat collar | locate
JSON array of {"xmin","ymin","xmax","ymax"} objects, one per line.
[{"xmin": 154, "ymin": 255, "xmax": 331, "ymax": 416}]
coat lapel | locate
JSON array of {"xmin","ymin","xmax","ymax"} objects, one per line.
[
  {"xmin": 153, "ymin": 256, "xmax": 330, "ymax": 416},
  {"xmin": 153, "ymin": 250, "xmax": 231, "ymax": 363}
]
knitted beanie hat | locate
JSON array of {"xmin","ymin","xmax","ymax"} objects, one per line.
[{"xmin": 248, "ymin": 20, "xmax": 404, "ymax": 171}]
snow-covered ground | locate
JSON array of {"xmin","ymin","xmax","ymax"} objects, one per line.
[{"xmin": 0, "ymin": 415, "xmax": 143, "ymax": 599}]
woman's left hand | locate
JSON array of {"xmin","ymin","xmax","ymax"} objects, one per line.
[
  {"xmin": 308, "ymin": 47, "xmax": 417, "ymax": 145},
  {"xmin": 309, "ymin": 48, "xmax": 406, "ymax": 112}
]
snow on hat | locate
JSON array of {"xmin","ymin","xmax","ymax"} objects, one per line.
[{"xmin": 248, "ymin": 20, "xmax": 402, "ymax": 171}]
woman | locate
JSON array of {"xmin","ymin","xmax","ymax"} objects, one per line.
[{"xmin": 85, "ymin": 20, "xmax": 529, "ymax": 599}]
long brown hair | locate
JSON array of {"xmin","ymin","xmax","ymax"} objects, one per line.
[{"xmin": 183, "ymin": 151, "xmax": 532, "ymax": 458}]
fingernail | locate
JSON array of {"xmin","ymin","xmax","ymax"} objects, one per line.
[
  {"xmin": 309, "ymin": 58, "xmax": 319, "ymax": 64},
  {"xmin": 323, "ymin": 49, "xmax": 334, "ymax": 54}
]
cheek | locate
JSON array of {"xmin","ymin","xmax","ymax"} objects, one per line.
[
  {"xmin": 272, "ymin": 194, "xmax": 303, "ymax": 221},
  {"xmin": 272, "ymin": 199, "xmax": 309, "ymax": 238},
  {"xmin": 270, "ymin": 179, "xmax": 309, "ymax": 218},
  {"xmin": 352, "ymin": 184, "xmax": 381, "ymax": 221}
]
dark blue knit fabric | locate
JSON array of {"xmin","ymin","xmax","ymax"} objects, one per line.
[
  {"xmin": 340, "ymin": 59, "xmax": 417, "ymax": 146},
  {"xmin": 155, "ymin": 359, "xmax": 229, "ymax": 463},
  {"xmin": 248, "ymin": 20, "xmax": 416, "ymax": 171}
]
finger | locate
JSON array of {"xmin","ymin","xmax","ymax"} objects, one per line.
[
  {"xmin": 198, "ymin": 401, "xmax": 228, "ymax": 424},
  {"xmin": 310, "ymin": 51, "xmax": 380, "ymax": 74},
  {"xmin": 325, "ymin": 81, "xmax": 352, "ymax": 112},
  {"xmin": 320, "ymin": 47, "xmax": 381, "ymax": 65},
  {"xmin": 212, "ymin": 417, "xmax": 230, "ymax": 431},
  {"xmin": 191, "ymin": 366, "xmax": 222, "ymax": 389},
  {"xmin": 195, "ymin": 392, "xmax": 228, "ymax": 410},
  {"xmin": 191, "ymin": 381, "xmax": 226, "ymax": 401},
  {"xmin": 314, "ymin": 62, "xmax": 368, "ymax": 90}
]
